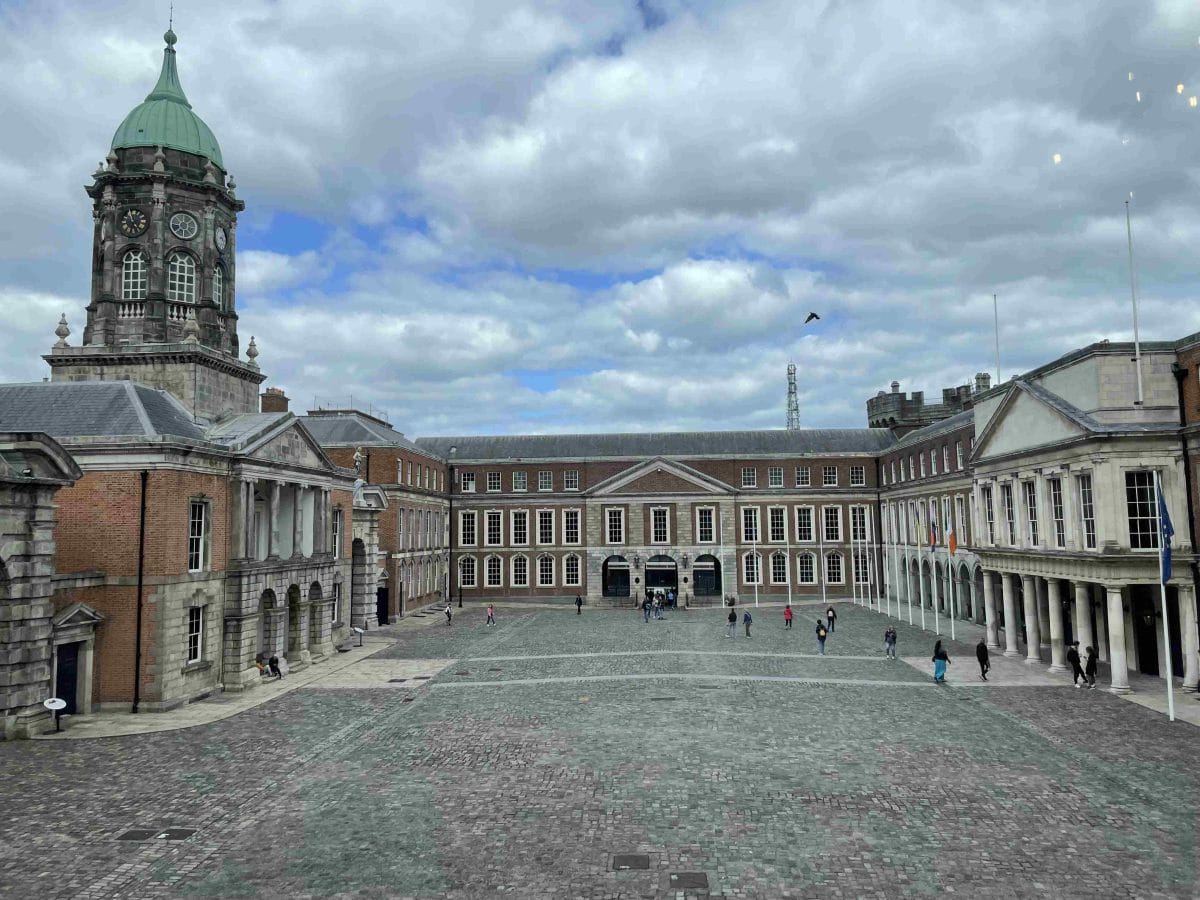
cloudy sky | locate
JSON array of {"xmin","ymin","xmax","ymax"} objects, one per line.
[{"xmin": 2, "ymin": 0, "xmax": 1200, "ymax": 436}]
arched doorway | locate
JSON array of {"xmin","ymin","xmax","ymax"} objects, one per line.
[
  {"xmin": 286, "ymin": 584, "xmax": 304, "ymax": 659},
  {"xmin": 646, "ymin": 554, "xmax": 677, "ymax": 593},
  {"xmin": 308, "ymin": 582, "xmax": 323, "ymax": 649},
  {"xmin": 602, "ymin": 555, "xmax": 630, "ymax": 597},
  {"xmin": 693, "ymin": 554, "xmax": 721, "ymax": 596},
  {"xmin": 376, "ymin": 570, "xmax": 390, "ymax": 625},
  {"xmin": 257, "ymin": 588, "xmax": 279, "ymax": 658}
]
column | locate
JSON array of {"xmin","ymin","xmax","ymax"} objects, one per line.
[
  {"xmin": 983, "ymin": 570, "xmax": 999, "ymax": 649},
  {"xmin": 1180, "ymin": 583, "xmax": 1199, "ymax": 693},
  {"xmin": 972, "ymin": 574, "xmax": 985, "ymax": 626},
  {"xmin": 1046, "ymin": 578, "xmax": 1067, "ymax": 672},
  {"xmin": 1106, "ymin": 585, "xmax": 1131, "ymax": 693},
  {"xmin": 1072, "ymin": 582, "xmax": 1094, "ymax": 653},
  {"xmin": 243, "ymin": 479, "xmax": 256, "ymax": 559},
  {"xmin": 1022, "ymin": 574, "xmax": 1041, "ymax": 662},
  {"xmin": 231, "ymin": 478, "xmax": 246, "ymax": 560},
  {"xmin": 1036, "ymin": 577, "xmax": 1051, "ymax": 648},
  {"xmin": 292, "ymin": 484, "xmax": 305, "ymax": 558},
  {"xmin": 1001, "ymin": 573, "xmax": 1020, "ymax": 657},
  {"xmin": 268, "ymin": 480, "xmax": 281, "ymax": 558}
]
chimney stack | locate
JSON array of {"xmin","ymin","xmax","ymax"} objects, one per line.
[
  {"xmin": 261, "ymin": 386, "xmax": 290, "ymax": 413},
  {"xmin": 974, "ymin": 372, "xmax": 992, "ymax": 394},
  {"xmin": 890, "ymin": 380, "xmax": 900, "ymax": 393}
]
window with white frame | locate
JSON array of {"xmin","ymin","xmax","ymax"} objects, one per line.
[
  {"xmin": 167, "ymin": 251, "xmax": 196, "ymax": 303},
  {"xmin": 891, "ymin": 461, "xmax": 898, "ymax": 483},
  {"xmin": 956, "ymin": 440, "xmax": 964, "ymax": 469},
  {"xmin": 486, "ymin": 555, "xmax": 503, "ymax": 587},
  {"xmin": 563, "ymin": 509, "xmax": 580, "ymax": 544},
  {"xmin": 850, "ymin": 465, "xmax": 866, "ymax": 487},
  {"xmin": 511, "ymin": 510, "xmax": 528, "ymax": 545},
  {"xmin": 908, "ymin": 456, "xmax": 915, "ymax": 479},
  {"xmin": 397, "ymin": 508, "xmax": 405, "ymax": 546},
  {"xmin": 606, "ymin": 508, "xmax": 625, "ymax": 544},
  {"xmin": 908, "ymin": 502, "xmax": 918, "ymax": 543},
  {"xmin": 538, "ymin": 510, "xmax": 555, "ymax": 545},
  {"xmin": 768, "ymin": 466, "xmax": 784, "ymax": 487},
  {"xmin": 513, "ymin": 471, "xmax": 527, "ymax": 492},
  {"xmin": 188, "ymin": 499, "xmax": 211, "ymax": 572},
  {"xmin": 768, "ymin": 507, "xmax": 786, "ymax": 542},
  {"xmin": 881, "ymin": 467, "xmax": 888, "ymax": 487},
  {"xmin": 930, "ymin": 450, "xmax": 938, "ymax": 476},
  {"xmin": 1023, "ymin": 481, "xmax": 1040, "ymax": 547},
  {"xmin": 796, "ymin": 465, "xmax": 811, "ymax": 487},
  {"xmin": 825, "ymin": 552, "xmax": 844, "ymax": 584},
  {"xmin": 486, "ymin": 472, "xmax": 501, "ymax": 492},
  {"xmin": 770, "ymin": 551, "xmax": 788, "ymax": 584},
  {"xmin": 850, "ymin": 506, "xmax": 867, "ymax": 541},
  {"xmin": 956, "ymin": 495, "xmax": 968, "ymax": 545},
  {"xmin": 743, "ymin": 551, "xmax": 762, "ymax": 584},
  {"xmin": 538, "ymin": 470, "xmax": 553, "ymax": 491},
  {"xmin": 511, "ymin": 555, "xmax": 529, "ymax": 587},
  {"xmin": 564, "ymin": 554, "xmax": 581, "ymax": 586},
  {"xmin": 651, "ymin": 507, "xmax": 669, "ymax": 544},
  {"xmin": 797, "ymin": 552, "xmax": 816, "ymax": 583},
  {"xmin": 460, "ymin": 511, "xmax": 477, "ymax": 546},
  {"xmin": 122, "ymin": 249, "xmax": 148, "ymax": 300},
  {"xmin": 423, "ymin": 466, "xmax": 429, "ymax": 488},
  {"xmin": 1077, "ymin": 473, "xmax": 1097, "ymax": 549},
  {"xmin": 459, "ymin": 556, "xmax": 476, "ymax": 587},
  {"xmin": 942, "ymin": 497, "xmax": 951, "ymax": 544},
  {"xmin": 564, "ymin": 470, "xmax": 579, "ymax": 491},
  {"xmin": 696, "ymin": 507, "xmax": 715, "ymax": 543},
  {"xmin": 406, "ymin": 461, "xmax": 412, "ymax": 484},
  {"xmin": 853, "ymin": 550, "xmax": 869, "ymax": 584},
  {"xmin": 982, "ymin": 485, "xmax": 996, "ymax": 544},
  {"xmin": 186, "ymin": 606, "xmax": 204, "ymax": 663},
  {"xmin": 823, "ymin": 506, "xmax": 841, "ymax": 542},
  {"xmin": 742, "ymin": 507, "xmax": 760, "ymax": 542},
  {"xmin": 1001, "ymin": 483, "xmax": 1016, "ymax": 545},
  {"xmin": 331, "ymin": 581, "xmax": 342, "ymax": 623},
  {"xmin": 1049, "ymin": 478, "xmax": 1066, "ymax": 548},
  {"xmin": 537, "ymin": 555, "xmax": 555, "ymax": 586},
  {"xmin": 942, "ymin": 445, "xmax": 950, "ymax": 472},
  {"xmin": 332, "ymin": 509, "xmax": 342, "ymax": 555},
  {"xmin": 485, "ymin": 511, "xmax": 502, "ymax": 546},
  {"xmin": 822, "ymin": 465, "xmax": 838, "ymax": 486},
  {"xmin": 1126, "ymin": 470, "xmax": 1159, "ymax": 550},
  {"xmin": 928, "ymin": 498, "xmax": 939, "ymax": 544},
  {"xmin": 742, "ymin": 467, "xmax": 757, "ymax": 488},
  {"xmin": 795, "ymin": 506, "xmax": 814, "ymax": 542},
  {"xmin": 920, "ymin": 454, "xmax": 927, "ymax": 478},
  {"xmin": 461, "ymin": 472, "xmax": 476, "ymax": 493}
]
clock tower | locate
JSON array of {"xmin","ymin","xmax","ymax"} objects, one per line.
[{"xmin": 45, "ymin": 28, "xmax": 264, "ymax": 421}]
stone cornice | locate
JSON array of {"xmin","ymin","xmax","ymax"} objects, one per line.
[{"xmin": 43, "ymin": 343, "xmax": 264, "ymax": 383}]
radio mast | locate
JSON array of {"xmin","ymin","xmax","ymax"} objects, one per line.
[{"xmin": 786, "ymin": 363, "xmax": 800, "ymax": 430}]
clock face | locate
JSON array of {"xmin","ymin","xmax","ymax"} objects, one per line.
[
  {"xmin": 215, "ymin": 227, "xmax": 227, "ymax": 251},
  {"xmin": 119, "ymin": 208, "xmax": 148, "ymax": 237},
  {"xmin": 169, "ymin": 212, "xmax": 198, "ymax": 240}
]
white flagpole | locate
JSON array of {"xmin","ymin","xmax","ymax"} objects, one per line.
[
  {"xmin": 949, "ymin": 551, "xmax": 956, "ymax": 642},
  {"xmin": 1127, "ymin": 200, "xmax": 1145, "ymax": 406},
  {"xmin": 882, "ymin": 505, "xmax": 892, "ymax": 617},
  {"xmin": 1154, "ymin": 471, "xmax": 1176, "ymax": 721},
  {"xmin": 818, "ymin": 517, "xmax": 827, "ymax": 608},
  {"xmin": 904, "ymin": 503, "xmax": 914, "ymax": 626},
  {"xmin": 753, "ymin": 535, "xmax": 759, "ymax": 608},
  {"xmin": 786, "ymin": 522, "xmax": 792, "ymax": 608}
]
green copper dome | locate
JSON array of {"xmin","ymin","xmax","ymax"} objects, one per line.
[{"xmin": 111, "ymin": 30, "xmax": 224, "ymax": 168}]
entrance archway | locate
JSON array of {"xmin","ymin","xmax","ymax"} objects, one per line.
[
  {"xmin": 257, "ymin": 589, "xmax": 279, "ymax": 657},
  {"xmin": 286, "ymin": 584, "xmax": 303, "ymax": 659},
  {"xmin": 602, "ymin": 555, "xmax": 630, "ymax": 597},
  {"xmin": 693, "ymin": 554, "xmax": 721, "ymax": 596},
  {"xmin": 645, "ymin": 554, "xmax": 677, "ymax": 592}
]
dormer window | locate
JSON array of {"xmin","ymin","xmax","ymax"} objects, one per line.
[{"xmin": 167, "ymin": 251, "xmax": 195, "ymax": 303}]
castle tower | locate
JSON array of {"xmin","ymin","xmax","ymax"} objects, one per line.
[{"xmin": 44, "ymin": 28, "xmax": 264, "ymax": 421}]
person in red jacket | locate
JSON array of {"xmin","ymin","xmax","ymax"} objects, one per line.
[{"xmin": 783, "ymin": 604, "xmax": 793, "ymax": 629}]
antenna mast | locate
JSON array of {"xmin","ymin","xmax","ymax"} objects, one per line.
[{"xmin": 786, "ymin": 363, "xmax": 800, "ymax": 430}]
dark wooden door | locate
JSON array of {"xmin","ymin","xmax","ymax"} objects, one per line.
[
  {"xmin": 376, "ymin": 587, "xmax": 389, "ymax": 625},
  {"xmin": 55, "ymin": 642, "xmax": 80, "ymax": 715}
]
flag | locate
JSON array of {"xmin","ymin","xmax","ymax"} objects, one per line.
[
  {"xmin": 929, "ymin": 506, "xmax": 937, "ymax": 552},
  {"xmin": 948, "ymin": 519, "xmax": 957, "ymax": 556},
  {"xmin": 1158, "ymin": 481, "xmax": 1174, "ymax": 585}
]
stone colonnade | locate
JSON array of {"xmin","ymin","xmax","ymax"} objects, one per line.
[{"xmin": 230, "ymin": 477, "xmax": 334, "ymax": 562}]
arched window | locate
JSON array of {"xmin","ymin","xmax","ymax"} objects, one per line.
[
  {"xmin": 796, "ymin": 553, "xmax": 816, "ymax": 584},
  {"xmin": 458, "ymin": 556, "xmax": 476, "ymax": 588},
  {"xmin": 564, "ymin": 553, "xmax": 581, "ymax": 587},
  {"xmin": 122, "ymin": 250, "xmax": 148, "ymax": 300},
  {"xmin": 167, "ymin": 251, "xmax": 196, "ymax": 303},
  {"xmin": 743, "ymin": 551, "xmax": 761, "ymax": 585},
  {"xmin": 212, "ymin": 266, "xmax": 224, "ymax": 309},
  {"xmin": 537, "ymin": 554, "xmax": 555, "ymax": 587},
  {"xmin": 825, "ymin": 552, "xmax": 844, "ymax": 585},
  {"xmin": 769, "ymin": 551, "xmax": 788, "ymax": 585},
  {"xmin": 485, "ymin": 555, "xmax": 503, "ymax": 587}
]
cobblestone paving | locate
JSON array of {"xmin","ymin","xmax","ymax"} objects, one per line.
[{"xmin": 1, "ymin": 602, "xmax": 1196, "ymax": 899}]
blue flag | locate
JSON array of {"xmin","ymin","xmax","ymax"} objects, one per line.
[{"xmin": 1158, "ymin": 485, "xmax": 1174, "ymax": 585}]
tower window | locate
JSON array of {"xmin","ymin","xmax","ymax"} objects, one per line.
[
  {"xmin": 167, "ymin": 252, "xmax": 196, "ymax": 303},
  {"xmin": 212, "ymin": 267, "xmax": 224, "ymax": 309},
  {"xmin": 122, "ymin": 250, "xmax": 148, "ymax": 301}
]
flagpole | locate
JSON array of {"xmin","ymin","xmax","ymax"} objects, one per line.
[
  {"xmin": 916, "ymin": 504, "xmax": 926, "ymax": 631},
  {"xmin": 949, "ymin": 552, "xmax": 956, "ymax": 642},
  {"xmin": 1127, "ymin": 200, "xmax": 1145, "ymax": 406},
  {"xmin": 1154, "ymin": 470, "xmax": 1176, "ymax": 722},
  {"xmin": 882, "ymin": 506, "xmax": 891, "ymax": 618},
  {"xmin": 904, "ymin": 502, "xmax": 914, "ymax": 626},
  {"xmin": 818, "ymin": 518, "xmax": 826, "ymax": 608},
  {"xmin": 753, "ymin": 536, "xmax": 759, "ymax": 608}
]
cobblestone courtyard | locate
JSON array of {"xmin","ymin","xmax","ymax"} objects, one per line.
[{"xmin": 1, "ymin": 602, "xmax": 1197, "ymax": 899}]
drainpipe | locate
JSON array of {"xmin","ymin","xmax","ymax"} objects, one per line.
[{"xmin": 131, "ymin": 470, "xmax": 148, "ymax": 714}]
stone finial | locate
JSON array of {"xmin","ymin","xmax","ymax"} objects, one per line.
[
  {"xmin": 203, "ymin": 160, "xmax": 218, "ymax": 185},
  {"xmin": 182, "ymin": 308, "xmax": 200, "ymax": 344},
  {"xmin": 246, "ymin": 335, "xmax": 259, "ymax": 369},
  {"xmin": 105, "ymin": 151, "xmax": 119, "ymax": 173},
  {"xmin": 226, "ymin": 175, "xmax": 237, "ymax": 195},
  {"xmin": 94, "ymin": 161, "xmax": 106, "ymax": 177},
  {"xmin": 153, "ymin": 146, "xmax": 166, "ymax": 173},
  {"xmin": 53, "ymin": 314, "xmax": 71, "ymax": 348}
]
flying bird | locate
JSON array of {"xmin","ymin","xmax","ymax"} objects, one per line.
[{"xmin": 804, "ymin": 312, "xmax": 821, "ymax": 324}]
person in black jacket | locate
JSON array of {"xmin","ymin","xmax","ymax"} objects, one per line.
[
  {"xmin": 1084, "ymin": 645, "xmax": 1098, "ymax": 688},
  {"xmin": 975, "ymin": 640, "xmax": 990, "ymax": 681},
  {"xmin": 1066, "ymin": 641, "xmax": 1086, "ymax": 687},
  {"xmin": 932, "ymin": 640, "xmax": 950, "ymax": 684},
  {"xmin": 726, "ymin": 608, "xmax": 737, "ymax": 639}
]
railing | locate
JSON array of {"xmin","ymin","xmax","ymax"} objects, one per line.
[
  {"xmin": 117, "ymin": 302, "xmax": 145, "ymax": 318},
  {"xmin": 167, "ymin": 303, "xmax": 189, "ymax": 322}
]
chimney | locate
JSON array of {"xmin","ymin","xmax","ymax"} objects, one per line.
[
  {"xmin": 974, "ymin": 372, "xmax": 992, "ymax": 394},
  {"xmin": 261, "ymin": 386, "xmax": 290, "ymax": 413},
  {"xmin": 890, "ymin": 380, "xmax": 900, "ymax": 394}
]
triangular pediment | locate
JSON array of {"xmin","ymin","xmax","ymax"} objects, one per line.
[
  {"xmin": 972, "ymin": 383, "xmax": 1090, "ymax": 461},
  {"xmin": 591, "ymin": 457, "xmax": 732, "ymax": 496},
  {"xmin": 245, "ymin": 421, "xmax": 338, "ymax": 471},
  {"xmin": 53, "ymin": 601, "xmax": 104, "ymax": 629}
]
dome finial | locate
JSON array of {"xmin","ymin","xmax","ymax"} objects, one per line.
[{"xmin": 165, "ymin": 2, "xmax": 176, "ymax": 45}]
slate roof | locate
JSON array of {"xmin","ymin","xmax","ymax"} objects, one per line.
[
  {"xmin": 892, "ymin": 409, "xmax": 976, "ymax": 450},
  {"xmin": 204, "ymin": 412, "xmax": 291, "ymax": 449},
  {"xmin": 416, "ymin": 429, "xmax": 895, "ymax": 461},
  {"xmin": 300, "ymin": 412, "xmax": 439, "ymax": 459},
  {"xmin": 0, "ymin": 382, "xmax": 205, "ymax": 441}
]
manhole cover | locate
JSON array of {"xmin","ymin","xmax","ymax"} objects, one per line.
[
  {"xmin": 612, "ymin": 854, "xmax": 650, "ymax": 870},
  {"xmin": 116, "ymin": 829, "xmax": 156, "ymax": 841},
  {"xmin": 157, "ymin": 828, "xmax": 196, "ymax": 841},
  {"xmin": 670, "ymin": 872, "xmax": 709, "ymax": 889},
  {"xmin": 388, "ymin": 678, "xmax": 407, "ymax": 683}
]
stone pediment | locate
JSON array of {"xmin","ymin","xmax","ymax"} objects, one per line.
[
  {"xmin": 251, "ymin": 426, "xmax": 329, "ymax": 469},
  {"xmin": 972, "ymin": 383, "xmax": 1089, "ymax": 462},
  {"xmin": 592, "ymin": 457, "xmax": 731, "ymax": 496},
  {"xmin": 53, "ymin": 601, "xmax": 104, "ymax": 629}
]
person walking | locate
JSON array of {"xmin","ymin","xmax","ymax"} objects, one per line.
[
  {"xmin": 654, "ymin": 595, "xmax": 664, "ymax": 620},
  {"xmin": 826, "ymin": 605, "xmax": 837, "ymax": 633},
  {"xmin": 486, "ymin": 604, "xmax": 496, "ymax": 627},
  {"xmin": 783, "ymin": 604, "xmax": 793, "ymax": 629},
  {"xmin": 743, "ymin": 609, "xmax": 753, "ymax": 637},
  {"xmin": 932, "ymin": 639, "xmax": 950, "ymax": 684},
  {"xmin": 726, "ymin": 608, "xmax": 737, "ymax": 639},
  {"xmin": 667, "ymin": 588, "xmax": 676, "ymax": 609},
  {"xmin": 643, "ymin": 596, "xmax": 652, "ymax": 624},
  {"xmin": 976, "ymin": 640, "xmax": 990, "ymax": 681},
  {"xmin": 815, "ymin": 620, "xmax": 828, "ymax": 655},
  {"xmin": 884, "ymin": 626, "xmax": 897, "ymax": 660},
  {"xmin": 268, "ymin": 654, "xmax": 283, "ymax": 679},
  {"xmin": 444, "ymin": 603, "xmax": 453, "ymax": 626},
  {"xmin": 575, "ymin": 594, "xmax": 583, "ymax": 615},
  {"xmin": 1066, "ymin": 641, "xmax": 1085, "ymax": 687},
  {"xmin": 1084, "ymin": 645, "xmax": 1098, "ymax": 688}
]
